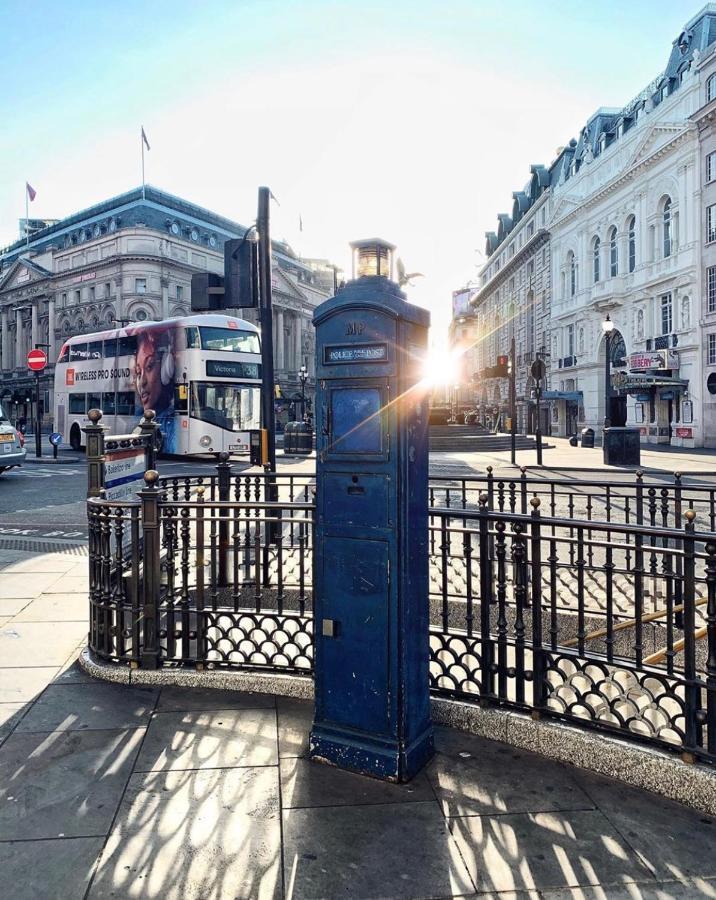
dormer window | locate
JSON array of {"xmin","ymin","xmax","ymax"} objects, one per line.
[
  {"xmin": 616, "ymin": 122, "xmax": 623, "ymax": 139},
  {"xmin": 599, "ymin": 134, "xmax": 607, "ymax": 153},
  {"xmin": 661, "ymin": 84, "xmax": 669, "ymax": 101}
]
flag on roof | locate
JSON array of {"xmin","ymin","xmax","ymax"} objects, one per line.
[
  {"xmin": 26, "ymin": 182, "xmax": 36, "ymax": 202},
  {"xmin": 141, "ymin": 126, "xmax": 150, "ymax": 151}
]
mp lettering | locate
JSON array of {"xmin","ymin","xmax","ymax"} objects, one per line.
[{"xmin": 346, "ymin": 322, "xmax": 364, "ymax": 336}]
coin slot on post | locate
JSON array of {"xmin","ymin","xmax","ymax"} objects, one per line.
[{"xmin": 309, "ymin": 238, "xmax": 433, "ymax": 782}]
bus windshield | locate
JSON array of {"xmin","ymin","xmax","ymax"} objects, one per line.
[
  {"xmin": 191, "ymin": 382, "xmax": 261, "ymax": 432},
  {"xmin": 197, "ymin": 327, "xmax": 260, "ymax": 354},
  {"xmin": 0, "ymin": 402, "xmax": 7, "ymax": 423}
]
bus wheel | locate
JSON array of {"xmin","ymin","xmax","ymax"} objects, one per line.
[{"xmin": 70, "ymin": 424, "xmax": 82, "ymax": 452}]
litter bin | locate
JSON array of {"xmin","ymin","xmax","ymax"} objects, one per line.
[
  {"xmin": 295, "ymin": 421, "xmax": 313, "ymax": 456},
  {"xmin": 283, "ymin": 421, "xmax": 297, "ymax": 455},
  {"xmin": 603, "ymin": 427, "xmax": 641, "ymax": 466},
  {"xmin": 568, "ymin": 433, "xmax": 578, "ymax": 447},
  {"xmin": 581, "ymin": 427, "xmax": 595, "ymax": 448}
]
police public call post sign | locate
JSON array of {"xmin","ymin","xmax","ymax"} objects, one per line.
[
  {"xmin": 104, "ymin": 447, "xmax": 146, "ymax": 501},
  {"xmin": 27, "ymin": 348, "xmax": 47, "ymax": 371}
]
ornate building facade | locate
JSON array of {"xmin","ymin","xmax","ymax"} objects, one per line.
[
  {"xmin": 0, "ymin": 186, "xmax": 335, "ymax": 429},
  {"xmin": 459, "ymin": 5, "xmax": 716, "ymax": 448},
  {"xmin": 461, "ymin": 165, "xmax": 552, "ymax": 433}
]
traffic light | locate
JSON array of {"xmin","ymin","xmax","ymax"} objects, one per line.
[
  {"xmin": 224, "ymin": 237, "xmax": 258, "ymax": 308},
  {"xmin": 496, "ymin": 355, "xmax": 509, "ymax": 377},
  {"xmin": 190, "ymin": 272, "xmax": 225, "ymax": 311},
  {"xmin": 190, "ymin": 234, "xmax": 259, "ymax": 311}
]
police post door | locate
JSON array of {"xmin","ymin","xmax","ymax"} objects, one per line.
[{"xmin": 310, "ymin": 277, "xmax": 433, "ymax": 782}]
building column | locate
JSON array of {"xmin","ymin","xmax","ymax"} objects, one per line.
[
  {"xmin": 47, "ymin": 297, "xmax": 55, "ymax": 361},
  {"xmin": 161, "ymin": 277, "xmax": 169, "ymax": 320},
  {"xmin": 0, "ymin": 308, "xmax": 8, "ymax": 373},
  {"xmin": 15, "ymin": 309, "xmax": 23, "ymax": 368},
  {"xmin": 276, "ymin": 308, "xmax": 285, "ymax": 370},
  {"xmin": 295, "ymin": 313, "xmax": 303, "ymax": 371},
  {"xmin": 31, "ymin": 303, "xmax": 38, "ymax": 351}
]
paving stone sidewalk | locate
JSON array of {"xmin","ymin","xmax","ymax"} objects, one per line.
[{"xmin": 2, "ymin": 546, "xmax": 716, "ymax": 899}]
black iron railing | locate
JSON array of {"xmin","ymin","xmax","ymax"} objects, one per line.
[{"xmin": 87, "ymin": 463, "xmax": 716, "ymax": 766}]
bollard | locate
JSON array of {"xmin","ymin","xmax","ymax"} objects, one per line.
[
  {"xmin": 83, "ymin": 409, "xmax": 106, "ymax": 499},
  {"xmin": 139, "ymin": 470, "xmax": 162, "ymax": 670},
  {"xmin": 216, "ymin": 451, "xmax": 232, "ymax": 587}
]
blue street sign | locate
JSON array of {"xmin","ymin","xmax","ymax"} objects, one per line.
[{"xmin": 49, "ymin": 432, "xmax": 62, "ymax": 446}]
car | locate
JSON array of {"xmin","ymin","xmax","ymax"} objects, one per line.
[{"xmin": 0, "ymin": 402, "xmax": 27, "ymax": 474}]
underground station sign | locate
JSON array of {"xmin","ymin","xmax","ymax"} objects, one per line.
[{"xmin": 27, "ymin": 349, "xmax": 48, "ymax": 371}]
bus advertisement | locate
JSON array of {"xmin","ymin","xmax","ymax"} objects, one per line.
[{"xmin": 53, "ymin": 314, "xmax": 262, "ymax": 456}]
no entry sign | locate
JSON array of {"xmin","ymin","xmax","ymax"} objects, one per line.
[{"xmin": 27, "ymin": 348, "xmax": 47, "ymax": 371}]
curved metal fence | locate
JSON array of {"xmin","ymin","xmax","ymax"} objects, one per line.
[{"xmin": 87, "ymin": 463, "xmax": 716, "ymax": 766}]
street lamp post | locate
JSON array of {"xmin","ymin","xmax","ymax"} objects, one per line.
[
  {"xmin": 298, "ymin": 363, "xmax": 308, "ymax": 421},
  {"xmin": 602, "ymin": 313, "xmax": 614, "ymax": 430}
]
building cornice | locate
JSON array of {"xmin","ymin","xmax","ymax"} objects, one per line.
[
  {"xmin": 471, "ymin": 228, "xmax": 549, "ymax": 308},
  {"xmin": 551, "ymin": 124, "xmax": 696, "ymax": 231}
]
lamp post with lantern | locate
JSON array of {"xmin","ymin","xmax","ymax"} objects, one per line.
[
  {"xmin": 602, "ymin": 313, "xmax": 614, "ymax": 430},
  {"xmin": 298, "ymin": 363, "xmax": 308, "ymax": 421}
]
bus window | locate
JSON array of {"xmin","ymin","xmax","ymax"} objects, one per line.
[
  {"xmin": 69, "ymin": 343, "xmax": 88, "ymax": 362},
  {"xmin": 103, "ymin": 337, "xmax": 117, "ymax": 357},
  {"xmin": 87, "ymin": 341, "xmax": 103, "ymax": 360},
  {"xmin": 199, "ymin": 327, "xmax": 260, "ymax": 354},
  {"xmin": 117, "ymin": 392, "xmax": 134, "ymax": 415},
  {"xmin": 88, "ymin": 393, "xmax": 101, "ymax": 412},
  {"xmin": 185, "ymin": 327, "xmax": 200, "ymax": 349},
  {"xmin": 57, "ymin": 344, "xmax": 69, "ymax": 364},
  {"xmin": 69, "ymin": 394, "xmax": 86, "ymax": 414},
  {"xmin": 191, "ymin": 382, "xmax": 261, "ymax": 431},
  {"xmin": 102, "ymin": 392, "xmax": 117, "ymax": 415},
  {"xmin": 117, "ymin": 335, "xmax": 137, "ymax": 357}
]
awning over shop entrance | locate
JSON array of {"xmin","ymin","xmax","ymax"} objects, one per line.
[{"xmin": 542, "ymin": 390, "xmax": 583, "ymax": 402}]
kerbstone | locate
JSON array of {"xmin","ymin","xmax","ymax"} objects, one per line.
[{"xmin": 156, "ymin": 685, "xmax": 276, "ymax": 712}]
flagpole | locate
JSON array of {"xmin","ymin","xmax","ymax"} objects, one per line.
[
  {"xmin": 141, "ymin": 130, "xmax": 145, "ymax": 200},
  {"xmin": 25, "ymin": 185, "xmax": 29, "ymax": 248}
]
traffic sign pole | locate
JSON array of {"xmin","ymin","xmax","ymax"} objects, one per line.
[
  {"xmin": 27, "ymin": 346, "xmax": 49, "ymax": 459},
  {"xmin": 35, "ymin": 371, "xmax": 41, "ymax": 458}
]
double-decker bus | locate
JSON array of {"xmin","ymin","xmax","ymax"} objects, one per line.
[{"xmin": 53, "ymin": 314, "xmax": 262, "ymax": 456}]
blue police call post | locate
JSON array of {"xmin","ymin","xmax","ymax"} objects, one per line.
[{"xmin": 309, "ymin": 238, "xmax": 434, "ymax": 782}]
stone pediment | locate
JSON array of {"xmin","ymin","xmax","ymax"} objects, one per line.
[
  {"xmin": 271, "ymin": 266, "xmax": 304, "ymax": 301},
  {"xmin": 0, "ymin": 257, "xmax": 52, "ymax": 293},
  {"xmin": 625, "ymin": 123, "xmax": 685, "ymax": 171},
  {"xmin": 550, "ymin": 194, "xmax": 581, "ymax": 225}
]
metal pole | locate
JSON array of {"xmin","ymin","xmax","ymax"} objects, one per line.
[
  {"xmin": 257, "ymin": 187, "xmax": 277, "ymax": 475},
  {"xmin": 535, "ymin": 385, "xmax": 543, "ymax": 466},
  {"xmin": 34, "ymin": 372, "xmax": 41, "ymax": 458},
  {"xmin": 510, "ymin": 336, "xmax": 516, "ymax": 465},
  {"xmin": 604, "ymin": 330, "xmax": 612, "ymax": 429}
]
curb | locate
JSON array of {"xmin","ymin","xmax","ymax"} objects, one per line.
[
  {"xmin": 23, "ymin": 455, "xmax": 81, "ymax": 465},
  {"xmin": 79, "ymin": 648, "xmax": 716, "ymax": 816}
]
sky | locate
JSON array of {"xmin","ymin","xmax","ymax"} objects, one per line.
[{"xmin": 0, "ymin": 0, "xmax": 702, "ymax": 347}]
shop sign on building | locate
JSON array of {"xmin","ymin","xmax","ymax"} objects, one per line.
[{"xmin": 628, "ymin": 350, "xmax": 679, "ymax": 371}]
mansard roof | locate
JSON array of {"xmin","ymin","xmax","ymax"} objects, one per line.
[
  {"xmin": 485, "ymin": 231, "xmax": 499, "ymax": 256},
  {"xmin": 496, "ymin": 214, "xmax": 513, "ymax": 242},
  {"xmin": 558, "ymin": 5, "xmax": 716, "ymax": 183},
  {"xmin": 0, "ymin": 184, "xmax": 305, "ymax": 275},
  {"xmin": 511, "ymin": 191, "xmax": 530, "ymax": 224}
]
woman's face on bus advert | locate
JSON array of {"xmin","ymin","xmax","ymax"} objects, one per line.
[{"xmin": 135, "ymin": 338, "xmax": 163, "ymax": 411}]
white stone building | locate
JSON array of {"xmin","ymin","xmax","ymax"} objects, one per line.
[{"xmin": 0, "ymin": 186, "xmax": 335, "ymax": 430}]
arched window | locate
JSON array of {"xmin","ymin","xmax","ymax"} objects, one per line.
[
  {"xmin": 663, "ymin": 198, "xmax": 672, "ymax": 258},
  {"xmin": 609, "ymin": 227, "xmax": 618, "ymax": 277},
  {"xmin": 568, "ymin": 251, "xmax": 576, "ymax": 297},
  {"xmin": 627, "ymin": 216, "xmax": 636, "ymax": 273},
  {"xmin": 708, "ymin": 73, "xmax": 716, "ymax": 103},
  {"xmin": 592, "ymin": 237, "xmax": 601, "ymax": 283}
]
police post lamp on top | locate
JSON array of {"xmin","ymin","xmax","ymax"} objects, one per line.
[
  {"xmin": 350, "ymin": 238, "xmax": 396, "ymax": 281},
  {"xmin": 602, "ymin": 313, "xmax": 615, "ymax": 429}
]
